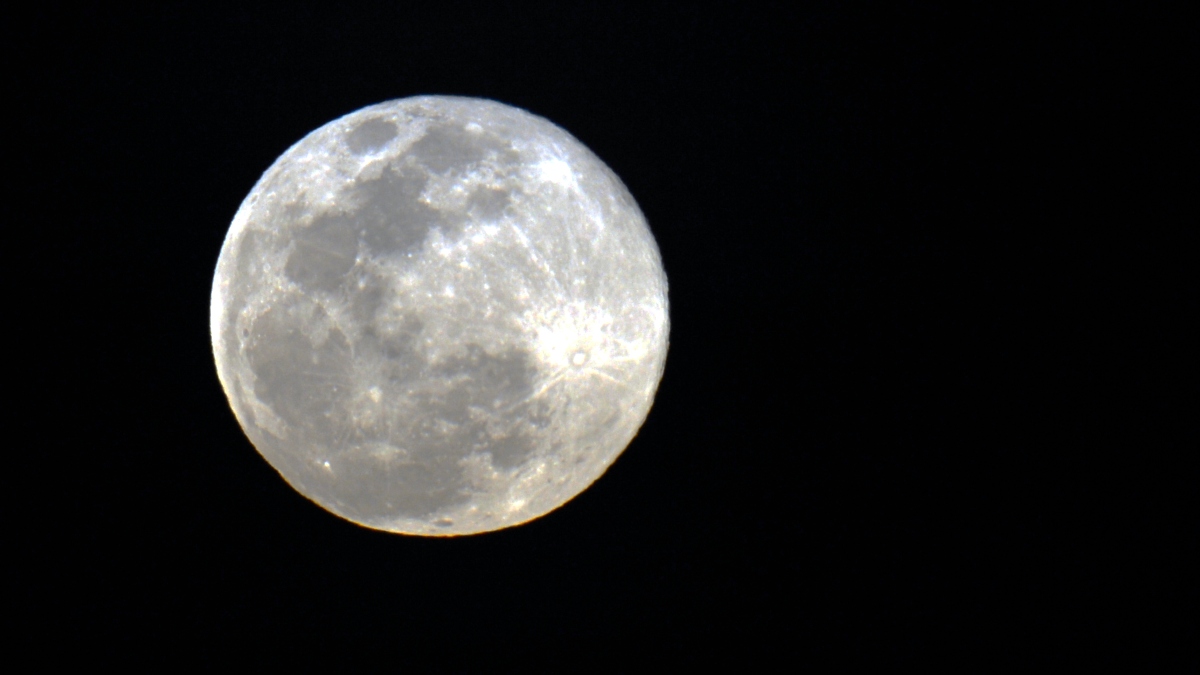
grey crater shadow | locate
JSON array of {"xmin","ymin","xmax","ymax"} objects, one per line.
[
  {"xmin": 346, "ymin": 118, "xmax": 399, "ymax": 154},
  {"xmin": 330, "ymin": 344, "xmax": 541, "ymax": 524},
  {"xmin": 246, "ymin": 303, "xmax": 544, "ymax": 523},
  {"xmin": 408, "ymin": 122, "xmax": 516, "ymax": 174},
  {"xmin": 283, "ymin": 120, "xmax": 523, "ymax": 295},
  {"xmin": 246, "ymin": 307, "xmax": 351, "ymax": 433}
]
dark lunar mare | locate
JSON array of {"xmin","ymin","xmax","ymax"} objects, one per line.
[{"xmin": 248, "ymin": 119, "xmax": 550, "ymax": 523}]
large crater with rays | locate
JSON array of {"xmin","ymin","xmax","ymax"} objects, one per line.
[{"xmin": 211, "ymin": 96, "xmax": 669, "ymax": 535}]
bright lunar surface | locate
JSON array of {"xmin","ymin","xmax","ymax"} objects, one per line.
[{"xmin": 211, "ymin": 96, "xmax": 669, "ymax": 535}]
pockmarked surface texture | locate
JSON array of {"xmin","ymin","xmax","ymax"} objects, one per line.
[{"xmin": 211, "ymin": 97, "xmax": 669, "ymax": 535}]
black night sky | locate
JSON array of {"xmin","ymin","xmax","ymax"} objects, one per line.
[{"xmin": 13, "ymin": 3, "xmax": 1191, "ymax": 666}]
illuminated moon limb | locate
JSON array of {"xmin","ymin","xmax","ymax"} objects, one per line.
[{"xmin": 210, "ymin": 96, "xmax": 669, "ymax": 535}]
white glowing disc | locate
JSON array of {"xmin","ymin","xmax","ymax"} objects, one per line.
[{"xmin": 211, "ymin": 96, "xmax": 668, "ymax": 535}]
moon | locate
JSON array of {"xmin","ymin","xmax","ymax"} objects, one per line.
[{"xmin": 210, "ymin": 96, "xmax": 669, "ymax": 535}]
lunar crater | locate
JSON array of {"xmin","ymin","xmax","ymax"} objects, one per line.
[
  {"xmin": 346, "ymin": 118, "xmax": 399, "ymax": 154},
  {"xmin": 213, "ymin": 96, "xmax": 668, "ymax": 535}
]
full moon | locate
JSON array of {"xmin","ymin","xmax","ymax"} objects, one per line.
[{"xmin": 210, "ymin": 96, "xmax": 669, "ymax": 535}]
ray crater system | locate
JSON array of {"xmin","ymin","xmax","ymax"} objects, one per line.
[{"xmin": 211, "ymin": 96, "xmax": 669, "ymax": 535}]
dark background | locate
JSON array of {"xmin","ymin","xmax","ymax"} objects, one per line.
[{"xmin": 13, "ymin": 3, "xmax": 1192, "ymax": 665}]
